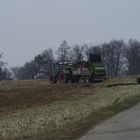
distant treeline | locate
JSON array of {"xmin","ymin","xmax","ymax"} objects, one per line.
[
  {"xmin": 1, "ymin": 39, "xmax": 140, "ymax": 80},
  {"xmin": 0, "ymin": 54, "xmax": 12, "ymax": 80}
]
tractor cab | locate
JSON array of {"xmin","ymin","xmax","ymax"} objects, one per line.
[
  {"xmin": 49, "ymin": 62, "xmax": 73, "ymax": 84},
  {"xmin": 58, "ymin": 62, "xmax": 72, "ymax": 72}
]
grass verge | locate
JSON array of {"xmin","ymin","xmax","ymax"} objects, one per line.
[
  {"xmin": 71, "ymin": 95, "xmax": 140, "ymax": 140},
  {"xmin": 7, "ymin": 95, "xmax": 140, "ymax": 140}
]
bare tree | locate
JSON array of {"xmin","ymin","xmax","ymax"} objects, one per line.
[
  {"xmin": 70, "ymin": 45, "xmax": 84, "ymax": 63},
  {"xmin": 13, "ymin": 48, "xmax": 55, "ymax": 79},
  {"xmin": 39, "ymin": 48, "xmax": 55, "ymax": 76},
  {"xmin": 0, "ymin": 53, "xmax": 5, "ymax": 69},
  {"xmin": 88, "ymin": 45, "xmax": 101, "ymax": 54},
  {"xmin": 16, "ymin": 61, "xmax": 38, "ymax": 79},
  {"xmin": 102, "ymin": 40, "xmax": 125, "ymax": 77},
  {"xmin": 124, "ymin": 39, "xmax": 140, "ymax": 75},
  {"xmin": 56, "ymin": 40, "xmax": 70, "ymax": 62},
  {"xmin": 12, "ymin": 67, "xmax": 21, "ymax": 79}
]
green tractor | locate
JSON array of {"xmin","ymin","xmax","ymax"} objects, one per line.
[
  {"xmin": 49, "ymin": 53, "xmax": 106, "ymax": 84},
  {"xmin": 49, "ymin": 62, "xmax": 72, "ymax": 84}
]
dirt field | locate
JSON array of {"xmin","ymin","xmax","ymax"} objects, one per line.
[
  {"xmin": 0, "ymin": 76, "xmax": 140, "ymax": 140},
  {"xmin": 0, "ymin": 80, "xmax": 104, "ymax": 113}
]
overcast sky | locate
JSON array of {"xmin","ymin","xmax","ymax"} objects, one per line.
[{"xmin": 0, "ymin": 0, "xmax": 140, "ymax": 67}]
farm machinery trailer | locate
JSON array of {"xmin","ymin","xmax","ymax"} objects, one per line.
[{"xmin": 49, "ymin": 53, "xmax": 106, "ymax": 83}]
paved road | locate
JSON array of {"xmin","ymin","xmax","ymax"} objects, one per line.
[{"xmin": 79, "ymin": 104, "xmax": 140, "ymax": 140}]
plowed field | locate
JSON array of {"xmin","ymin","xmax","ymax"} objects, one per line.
[{"xmin": 0, "ymin": 80, "xmax": 101, "ymax": 113}]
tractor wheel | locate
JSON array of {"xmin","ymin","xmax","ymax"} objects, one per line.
[
  {"xmin": 49, "ymin": 75, "xmax": 57, "ymax": 84},
  {"xmin": 58, "ymin": 72, "xmax": 69, "ymax": 84}
]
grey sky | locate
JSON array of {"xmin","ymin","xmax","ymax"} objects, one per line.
[{"xmin": 0, "ymin": 0, "xmax": 140, "ymax": 67}]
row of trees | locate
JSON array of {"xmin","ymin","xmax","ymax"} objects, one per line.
[
  {"xmin": 12, "ymin": 49, "xmax": 54, "ymax": 79},
  {"xmin": 11, "ymin": 39, "xmax": 140, "ymax": 80}
]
